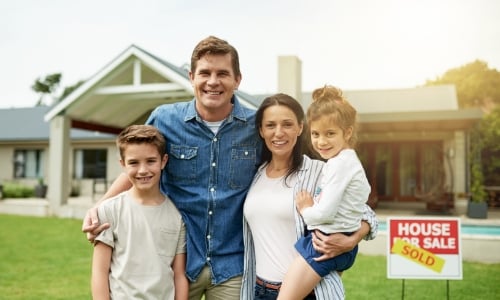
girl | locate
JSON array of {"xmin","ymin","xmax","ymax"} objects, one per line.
[{"xmin": 278, "ymin": 86, "xmax": 371, "ymax": 300}]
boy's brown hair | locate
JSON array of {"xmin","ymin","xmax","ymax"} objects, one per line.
[{"xmin": 116, "ymin": 125, "xmax": 166, "ymax": 160}]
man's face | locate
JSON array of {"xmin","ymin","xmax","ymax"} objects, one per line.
[{"xmin": 189, "ymin": 53, "xmax": 242, "ymax": 121}]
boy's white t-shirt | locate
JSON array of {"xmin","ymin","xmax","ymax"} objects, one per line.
[{"xmin": 95, "ymin": 191, "xmax": 186, "ymax": 300}]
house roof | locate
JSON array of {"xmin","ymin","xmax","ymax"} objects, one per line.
[
  {"xmin": 44, "ymin": 44, "xmax": 260, "ymax": 133},
  {"xmin": 3, "ymin": 44, "xmax": 480, "ymax": 139},
  {"xmin": 0, "ymin": 106, "xmax": 115, "ymax": 142}
]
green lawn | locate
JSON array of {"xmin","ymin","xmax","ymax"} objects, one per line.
[{"xmin": 1, "ymin": 214, "xmax": 499, "ymax": 299}]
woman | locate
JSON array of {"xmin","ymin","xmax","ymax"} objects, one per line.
[{"xmin": 241, "ymin": 93, "xmax": 377, "ymax": 300}]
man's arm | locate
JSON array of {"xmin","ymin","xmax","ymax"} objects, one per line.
[{"xmin": 81, "ymin": 173, "xmax": 132, "ymax": 242}]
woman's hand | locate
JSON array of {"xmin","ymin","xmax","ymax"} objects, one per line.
[{"xmin": 312, "ymin": 221, "xmax": 370, "ymax": 261}]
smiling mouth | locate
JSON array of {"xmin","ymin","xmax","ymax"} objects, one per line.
[
  {"xmin": 272, "ymin": 141, "xmax": 287, "ymax": 146},
  {"xmin": 137, "ymin": 176, "xmax": 153, "ymax": 182},
  {"xmin": 205, "ymin": 90, "xmax": 223, "ymax": 95}
]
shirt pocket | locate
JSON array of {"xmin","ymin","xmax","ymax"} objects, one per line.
[
  {"xmin": 229, "ymin": 147, "xmax": 257, "ymax": 189},
  {"xmin": 167, "ymin": 144, "xmax": 198, "ymax": 184},
  {"xmin": 156, "ymin": 227, "xmax": 180, "ymax": 267}
]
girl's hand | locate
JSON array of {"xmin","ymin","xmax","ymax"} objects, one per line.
[{"xmin": 296, "ymin": 190, "xmax": 313, "ymax": 213}]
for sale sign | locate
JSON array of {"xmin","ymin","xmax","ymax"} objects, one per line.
[{"xmin": 387, "ymin": 217, "xmax": 462, "ymax": 279}]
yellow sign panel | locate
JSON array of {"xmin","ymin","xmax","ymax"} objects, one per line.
[{"xmin": 391, "ymin": 238, "xmax": 445, "ymax": 273}]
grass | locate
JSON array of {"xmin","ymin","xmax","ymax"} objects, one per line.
[
  {"xmin": 343, "ymin": 254, "xmax": 500, "ymax": 299},
  {"xmin": 1, "ymin": 214, "xmax": 499, "ymax": 300},
  {"xmin": 0, "ymin": 214, "xmax": 92, "ymax": 299}
]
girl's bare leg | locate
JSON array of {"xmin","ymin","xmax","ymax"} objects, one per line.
[{"xmin": 278, "ymin": 256, "xmax": 321, "ymax": 300}]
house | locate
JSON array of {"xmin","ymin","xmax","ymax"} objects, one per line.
[
  {"xmin": 0, "ymin": 45, "xmax": 482, "ymax": 216},
  {"xmin": 0, "ymin": 106, "xmax": 116, "ymax": 197}
]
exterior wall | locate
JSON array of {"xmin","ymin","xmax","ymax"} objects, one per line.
[
  {"xmin": 0, "ymin": 142, "xmax": 49, "ymax": 184},
  {"xmin": 0, "ymin": 140, "xmax": 116, "ymax": 198}
]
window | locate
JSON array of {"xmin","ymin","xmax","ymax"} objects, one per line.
[
  {"xmin": 13, "ymin": 149, "xmax": 44, "ymax": 178},
  {"xmin": 74, "ymin": 149, "xmax": 107, "ymax": 179},
  {"xmin": 359, "ymin": 141, "xmax": 443, "ymax": 201}
]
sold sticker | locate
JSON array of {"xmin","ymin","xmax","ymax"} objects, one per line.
[{"xmin": 391, "ymin": 238, "xmax": 445, "ymax": 273}]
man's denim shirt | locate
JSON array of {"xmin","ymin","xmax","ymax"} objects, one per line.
[{"xmin": 146, "ymin": 97, "xmax": 261, "ymax": 284}]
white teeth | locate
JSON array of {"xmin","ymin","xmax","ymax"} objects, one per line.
[
  {"xmin": 206, "ymin": 91, "xmax": 222, "ymax": 95},
  {"xmin": 273, "ymin": 141, "xmax": 286, "ymax": 145}
]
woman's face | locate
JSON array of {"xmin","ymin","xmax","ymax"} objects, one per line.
[{"xmin": 259, "ymin": 104, "xmax": 303, "ymax": 160}]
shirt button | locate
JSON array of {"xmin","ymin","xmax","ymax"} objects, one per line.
[
  {"xmin": 206, "ymin": 257, "xmax": 211, "ymax": 262},
  {"xmin": 207, "ymin": 235, "xmax": 211, "ymax": 239},
  {"xmin": 180, "ymin": 154, "xmax": 185, "ymax": 159},
  {"xmin": 213, "ymin": 137, "xmax": 218, "ymax": 142},
  {"xmin": 209, "ymin": 211, "xmax": 213, "ymax": 215},
  {"xmin": 245, "ymin": 151, "xmax": 248, "ymax": 155},
  {"xmin": 212, "ymin": 162, "xmax": 216, "ymax": 167},
  {"xmin": 210, "ymin": 187, "xmax": 215, "ymax": 192}
]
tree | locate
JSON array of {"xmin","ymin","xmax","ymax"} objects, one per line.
[
  {"xmin": 425, "ymin": 60, "xmax": 500, "ymax": 109},
  {"xmin": 479, "ymin": 106, "xmax": 500, "ymax": 185},
  {"xmin": 31, "ymin": 73, "xmax": 62, "ymax": 106},
  {"xmin": 31, "ymin": 74, "xmax": 85, "ymax": 105},
  {"xmin": 60, "ymin": 80, "xmax": 85, "ymax": 100}
]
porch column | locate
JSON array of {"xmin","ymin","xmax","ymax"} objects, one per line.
[
  {"xmin": 453, "ymin": 131, "xmax": 466, "ymax": 194},
  {"xmin": 48, "ymin": 115, "xmax": 71, "ymax": 215}
]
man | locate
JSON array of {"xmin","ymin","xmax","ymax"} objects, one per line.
[{"xmin": 84, "ymin": 36, "xmax": 261, "ymax": 299}]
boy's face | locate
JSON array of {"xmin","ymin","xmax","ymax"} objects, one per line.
[
  {"xmin": 120, "ymin": 143, "xmax": 167, "ymax": 191},
  {"xmin": 189, "ymin": 53, "xmax": 241, "ymax": 121}
]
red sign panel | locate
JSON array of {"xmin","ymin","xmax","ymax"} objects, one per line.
[{"xmin": 389, "ymin": 218, "xmax": 460, "ymax": 255}]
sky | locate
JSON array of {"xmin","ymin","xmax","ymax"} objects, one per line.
[{"xmin": 1, "ymin": 0, "xmax": 499, "ymax": 108}]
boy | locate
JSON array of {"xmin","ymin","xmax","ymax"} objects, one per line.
[{"xmin": 91, "ymin": 125, "xmax": 188, "ymax": 300}]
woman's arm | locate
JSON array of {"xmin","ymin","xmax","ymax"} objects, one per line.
[
  {"xmin": 81, "ymin": 173, "xmax": 132, "ymax": 242},
  {"xmin": 312, "ymin": 219, "xmax": 372, "ymax": 261}
]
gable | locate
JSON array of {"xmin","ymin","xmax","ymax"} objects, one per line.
[{"xmin": 44, "ymin": 45, "xmax": 259, "ymax": 133}]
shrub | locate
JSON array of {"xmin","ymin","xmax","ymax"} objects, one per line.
[{"xmin": 2, "ymin": 183, "xmax": 34, "ymax": 198}]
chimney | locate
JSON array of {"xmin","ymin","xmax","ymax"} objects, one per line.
[{"xmin": 278, "ymin": 56, "xmax": 302, "ymax": 104}]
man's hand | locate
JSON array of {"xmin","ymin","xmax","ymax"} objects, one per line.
[
  {"xmin": 82, "ymin": 206, "xmax": 110, "ymax": 243},
  {"xmin": 311, "ymin": 230, "xmax": 357, "ymax": 261}
]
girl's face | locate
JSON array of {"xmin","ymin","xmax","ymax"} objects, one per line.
[
  {"xmin": 310, "ymin": 115, "xmax": 352, "ymax": 160},
  {"xmin": 259, "ymin": 104, "xmax": 303, "ymax": 161}
]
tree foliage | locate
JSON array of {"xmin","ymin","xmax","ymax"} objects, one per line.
[
  {"xmin": 31, "ymin": 73, "xmax": 62, "ymax": 106},
  {"xmin": 478, "ymin": 106, "xmax": 500, "ymax": 186},
  {"xmin": 427, "ymin": 60, "xmax": 500, "ymax": 193},
  {"xmin": 31, "ymin": 73, "xmax": 84, "ymax": 106},
  {"xmin": 425, "ymin": 60, "xmax": 500, "ymax": 108},
  {"xmin": 60, "ymin": 80, "xmax": 85, "ymax": 100}
]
